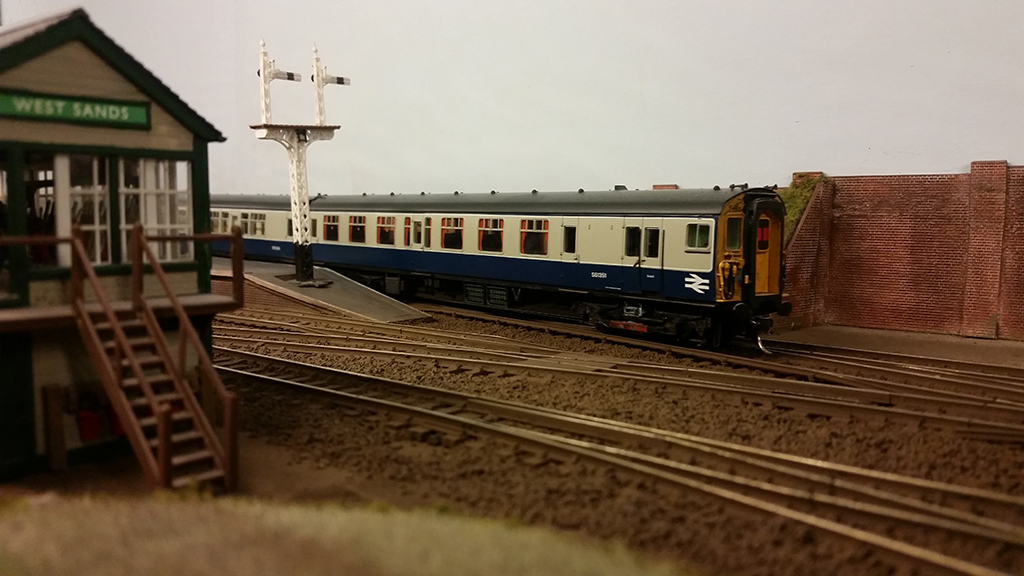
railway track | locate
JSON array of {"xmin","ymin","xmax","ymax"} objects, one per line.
[
  {"xmin": 215, "ymin": 313, "xmax": 1024, "ymax": 441},
  {"xmin": 214, "ymin": 347, "xmax": 1024, "ymax": 576},
  {"xmin": 414, "ymin": 304, "xmax": 1024, "ymax": 413}
]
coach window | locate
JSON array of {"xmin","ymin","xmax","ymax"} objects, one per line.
[
  {"xmin": 725, "ymin": 217, "xmax": 743, "ymax": 251},
  {"xmin": 378, "ymin": 216, "xmax": 396, "ymax": 245},
  {"xmin": 479, "ymin": 218, "xmax": 503, "ymax": 252},
  {"xmin": 643, "ymin": 228, "xmax": 660, "ymax": 258},
  {"xmin": 120, "ymin": 158, "xmax": 191, "ymax": 261},
  {"xmin": 404, "ymin": 217, "xmax": 411, "ymax": 246},
  {"xmin": 323, "ymin": 215, "xmax": 340, "ymax": 241},
  {"xmin": 424, "ymin": 217, "xmax": 432, "ymax": 248},
  {"xmin": 623, "ymin": 227, "xmax": 641, "ymax": 257},
  {"xmin": 249, "ymin": 214, "xmax": 266, "ymax": 236},
  {"xmin": 686, "ymin": 223, "xmax": 711, "ymax": 252},
  {"xmin": 441, "ymin": 217, "xmax": 463, "ymax": 250},
  {"xmin": 563, "ymin": 226, "xmax": 577, "ymax": 254},
  {"xmin": 239, "ymin": 213, "xmax": 251, "ymax": 235},
  {"xmin": 349, "ymin": 216, "xmax": 365, "ymax": 243},
  {"xmin": 521, "ymin": 219, "xmax": 548, "ymax": 255}
]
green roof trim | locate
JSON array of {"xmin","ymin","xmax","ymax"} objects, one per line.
[{"xmin": 0, "ymin": 8, "xmax": 226, "ymax": 142}]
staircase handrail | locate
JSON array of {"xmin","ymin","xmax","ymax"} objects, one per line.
[
  {"xmin": 69, "ymin": 227, "xmax": 160, "ymax": 485},
  {"xmin": 130, "ymin": 224, "xmax": 243, "ymax": 491}
]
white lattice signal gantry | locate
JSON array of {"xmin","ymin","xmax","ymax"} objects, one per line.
[{"xmin": 250, "ymin": 40, "xmax": 349, "ymax": 283}]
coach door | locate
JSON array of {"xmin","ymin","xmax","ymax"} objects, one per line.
[{"xmin": 639, "ymin": 217, "xmax": 663, "ymax": 292}]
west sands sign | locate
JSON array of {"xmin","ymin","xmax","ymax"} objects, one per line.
[{"xmin": 0, "ymin": 89, "xmax": 150, "ymax": 130}]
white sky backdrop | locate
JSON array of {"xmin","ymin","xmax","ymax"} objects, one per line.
[{"xmin": 4, "ymin": 0, "xmax": 1024, "ymax": 196}]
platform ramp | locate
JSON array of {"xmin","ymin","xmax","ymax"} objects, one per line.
[{"xmin": 213, "ymin": 258, "xmax": 429, "ymax": 323}]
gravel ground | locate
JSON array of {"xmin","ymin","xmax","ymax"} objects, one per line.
[
  {"xmin": 229, "ymin": 375, "xmax": 932, "ymax": 576},
  {"xmin": 213, "ymin": 305, "xmax": 1024, "ymax": 574}
]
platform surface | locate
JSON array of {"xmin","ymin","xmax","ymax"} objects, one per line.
[
  {"xmin": 212, "ymin": 258, "xmax": 429, "ymax": 324},
  {"xmin": 769, "ymin": 325, "xmax": 1024, "ymax": 369}
]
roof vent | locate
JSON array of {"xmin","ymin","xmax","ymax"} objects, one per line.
[
  {"xmin": 578, "ymin": 188, "xmax": 584, "ymax": 193},
  {"xmin": 390, "ymin": 192, "xmax": 395, "ymax": 196},
  {"xmin": 729, "ymin": 183, "xmax": 749, "ymax": 191},
  {"xmin": 362, "ymin": 193, "xmax": 367, "ymax": 196},
  {"xmin": 490, "ymin": 190, "xmax": 497, "ymax": 195},
  {"xmin": 531, "ymin": 189, "xmax": 538, "ymax": 194},
  {"xmin": 713, "ymin": 185, "xmax": 721, "ymax": 191},
  {"xmin": 454, "ymin": 191, "xmax": 459, "ymax": 195},
  {"xmin": 652, "ymin": 184, "xmax": 679, "ymax": 190},
  {"xmin": 613, "ymin": 185, "xmax": 627, "ymax": 191}
]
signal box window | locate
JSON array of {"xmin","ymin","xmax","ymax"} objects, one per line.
[
  {"xmin": 563, "ymin": 226, "xmax": 577, "ymax": 254},
  {"xmin": 644, "ymin": 228, "xmax": 659, "ymax": 258},
  {"xmin": 521, "ymin": 219, "xmax": 548, "ymax": 255},
  {"xmin": 324, "ymin": 215, "xmax": 340, "ymax": 241},
  {"xmin": 349, "ymin": 215, "xmax": 365, "ymax": 243},
  {"xmin": 479, "ymin": 218, "xmax": 503, "ymax": 252},
  {"xmin": 685, "ymin": 223, "xmax": 710, "ymax": 252},
  {"xmin": 404, "ymin": 217, "xmax": 411, "ymax": 246},
  {"xmin": 424, "ymin": 217, "xmax": 432, "ymax": 248},
  {"xmin": 757, "ymin": 218, "xmax": 770, "ymax": 251},
  {"xmin": 726, "ymin": 217, "xmax": 743, "ymax": 250},
  {"xmin": 378, "ymin": 216, "xmax": 396, "ymax": 245},
  {"xmin": 623, "ymin": 226, "xmax": 641, "ymax": 257},
  {"xmin": 441, "ymin": 217, "xmax": 463, "ymax": 249}
]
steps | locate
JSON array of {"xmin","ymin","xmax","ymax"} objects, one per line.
[{"xmin": 75, "ymin": 303, "xmax": 229, "ymax": 491}]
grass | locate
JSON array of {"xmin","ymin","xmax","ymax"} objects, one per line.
[
  {"xmin": 0, "ymin": 495, "xmax": 694, "ymax": 576},
  {"xmin": 777, "ymin": 174, "xmax": 824, "ymax": 244}
]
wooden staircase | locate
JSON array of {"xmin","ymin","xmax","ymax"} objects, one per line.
[{"xmin": 70, "ymin": 224, "xmax": 239, "ymax": 491}]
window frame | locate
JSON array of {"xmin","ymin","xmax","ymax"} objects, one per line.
[
  {"xmin": 520, "ymin": 219, "xmax": 549, "ymax": 256},
  {"xmin": 377, "ymin": 216, "xmax": 396, "ymax": 245},
  {"xmin": 349, "ymin": 215, "xmax": 366, "ymax": 243},
  {"xmin": 643, "ymin": 227, "xmax": 660, "ymax": 259},
  {"xmin": 725, "ymin": 217, "xmax": 743, "ymax": 251},
  {"xmin": 685, "ymin": 222, "xmax": 712, "ymax": 253},
  {"xmin": 757, "ymin": 218, "xmax": 771, "ymax": 252},
  {"xmin": 441, "ymin": 217, "xmax": 464, "ymax": 250},
  {"xmin": 623, "ymin": 226, "xmax": 641, "ymax": 258},
  {"xmin": 478, "ymin": 218, "xmax": 504, "ymax": 253},
  {"xmin": 563, "ymin": 225, "xmax": 577, "ymax": 254},
  {"xmin": 324, "ymin": 214, "xmax": 340, "ymax": 242}
]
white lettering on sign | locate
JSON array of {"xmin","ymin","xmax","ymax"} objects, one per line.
[{"xmin": 590, "ymin": 271, "xmax": 608, "ymax": 279}]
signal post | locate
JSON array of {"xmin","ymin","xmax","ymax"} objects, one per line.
[{"xmin": 251, "ymin": 41, "xmax": 349, "ymax": 284}]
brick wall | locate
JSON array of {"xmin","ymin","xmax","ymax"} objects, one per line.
[
  {"xmin": 1002, "ymin": 167, "xmax": 1024, "ymax": 340},
  {"xmin": 783, "ymin": 160, "xmax": 1021, "ymax": 340}
]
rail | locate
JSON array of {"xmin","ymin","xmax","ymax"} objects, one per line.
[{"xmin": 131, "ymin": 223, "xmax": 242, "ymax": 490}]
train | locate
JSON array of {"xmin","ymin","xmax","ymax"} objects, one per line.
[{"xmin": 210, "ymin": 185, "xmax": 791, "ymax": 346}]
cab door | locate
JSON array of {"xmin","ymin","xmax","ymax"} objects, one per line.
[{"xmin": 639, "ymin": 217, "xmax": 663, "ymax": 292}]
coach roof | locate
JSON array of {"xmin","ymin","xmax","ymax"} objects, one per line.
[{"xmin": 211, "ymin": 187, "xmax": 770, "ymax": 216}]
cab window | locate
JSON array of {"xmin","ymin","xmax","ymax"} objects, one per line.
[{"xmin": 725, "ymin": 217, "xmax": 742, "ymax": 250}]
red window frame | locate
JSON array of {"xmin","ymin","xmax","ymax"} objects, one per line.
[
  {"xmin": 478, "ymin": 218, "xmax": 504, "ymax": 252},
  {"xmin": 520, "ymin": 219, "xmax": 549, "ymax": 255}
]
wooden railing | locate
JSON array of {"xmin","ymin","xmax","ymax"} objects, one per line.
[
  {"xmin": 67, "ymin": 229, "xmax": 162, "ymax": 486},
  {"xmin": 1, "ymin": 225, "xmax": 245, "ymax": 491},
  {"xmin": 130, "ymin": 224, "xmax": 243, "ymax": 490}
]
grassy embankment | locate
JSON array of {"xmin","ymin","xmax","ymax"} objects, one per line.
[{"xmin": 776, "ymin": 174, "xmax": 824, "ymax": 244}]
